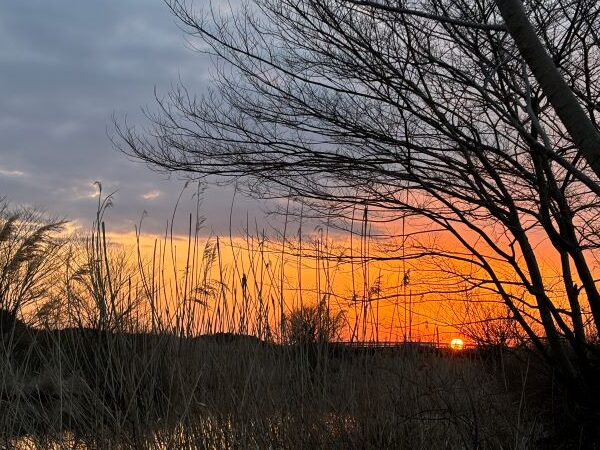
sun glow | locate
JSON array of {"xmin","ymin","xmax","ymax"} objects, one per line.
[{"xmin": 450, "ymin": 338, "xmax": 464, "ymax": 350}]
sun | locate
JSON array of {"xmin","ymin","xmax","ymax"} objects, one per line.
[{"xmin": 450, "ymin": 338, "xmax": 464, "ymax": 350}]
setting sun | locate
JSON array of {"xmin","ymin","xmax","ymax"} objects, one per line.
[{"xmin": 450, "ymin": 338, "xmax": 464, "ymax": 351}]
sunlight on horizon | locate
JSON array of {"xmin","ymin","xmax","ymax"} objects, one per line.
[{"xmin": 450, "ymin": 338, "xmax": 464, "ymax": 350}]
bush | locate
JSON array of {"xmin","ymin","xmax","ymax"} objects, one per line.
[{"xmin": 283, "ymin": 299, "xmax": 344, "ymax": 345}]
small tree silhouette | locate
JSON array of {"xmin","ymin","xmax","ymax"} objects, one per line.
[{"xmin": 284, "ymin": 300, "xmax": 344, "ymax": 345}]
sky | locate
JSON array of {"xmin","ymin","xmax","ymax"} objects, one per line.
[
  {"xmin": 0, "ymin": 0, "xmax": 263, "ymax": 236},
  {"xmin": 0, "ymin": 0, "xmax": 545, "ymax": 343}
]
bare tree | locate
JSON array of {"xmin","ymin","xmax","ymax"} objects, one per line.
[
  {"xmin": 117, "ymin": 0, "xmax": 600, "ymax": 438},
  {"xmin": 351, "ymin": 0, "xmax": 600, "ymax": 179}
]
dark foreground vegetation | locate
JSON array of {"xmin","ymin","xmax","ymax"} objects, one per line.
[{"xmin": 0, "ymin": 307, "xmax": 585, "ymax": 449}]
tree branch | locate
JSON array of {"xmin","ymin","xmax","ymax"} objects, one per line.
[{"xmin": 346, "ymin": 0, "xmax": 507, "ymax": 31}]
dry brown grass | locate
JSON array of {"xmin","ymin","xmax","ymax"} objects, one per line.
[
  {"xmin": 0, "ymin": 321, "xmax": 544, "ymax": 449},
  {"xmin": 0, "ymin": 198, "xmax": 552, "ymax": 449}
]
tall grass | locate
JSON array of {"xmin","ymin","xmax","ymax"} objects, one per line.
[{"xmin": 0, "ymin": 195, "xmax": 550, "ymax": 449}]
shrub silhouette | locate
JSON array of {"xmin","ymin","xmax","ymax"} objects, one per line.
[{"xmin": 284, "ymin": 300, "xmax": 344, "ymax": 345}]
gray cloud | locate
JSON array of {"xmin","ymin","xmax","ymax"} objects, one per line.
[{"xmin": 0, "ymin": 0, "xmax": 273, "ymax": 236}]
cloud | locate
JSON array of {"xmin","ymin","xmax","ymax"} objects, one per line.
[
  {"xmin": 0, "ymin": 0, "xmax": 206, "ymax": 232},
  {"xmin": 142, "ymin": 190, "xmax": 161, "ymax": 200},
  {"xmin": 0, "ymin": 166, "xmax": 25, "ymax": 177},
  {"xmin": 72, "ymin": 183, "xmax": 101, "ymax": 200},
  {"xmin": 0, "ymin": 0, "xmax": 271, "ymax": 237}
]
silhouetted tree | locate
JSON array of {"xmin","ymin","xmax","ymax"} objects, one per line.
[
  {"xmin": 284, "ymin": 300, "xmax": 344, "ymax": 345},
  {"xmin": 117, "ymin": 0, "xmax": 600, "ymax": 439}
]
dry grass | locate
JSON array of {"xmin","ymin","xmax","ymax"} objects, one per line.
[
  {"xmin": 0, "ymin": 198, "xmax": 552, "ymax": 449},
  {"xmin": 0, "ymin": 325, "xmax": 545, "ymax": 449}
]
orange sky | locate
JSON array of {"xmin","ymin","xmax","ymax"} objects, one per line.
[
  {"xmin": 77, "ymin": 177, "xmax": 595, "ymax": 350},
  {"xmin": 104, "ymin": 230, "xmax": 452, "ymax": 341},
  {"xmin": 102, "ymin": 217, "xmax": 573, "ymax": 347}
]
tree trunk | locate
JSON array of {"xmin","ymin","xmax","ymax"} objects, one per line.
[{"xmin": 495, "ymin": 0, "xmax": 600, "ymax": 180}]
